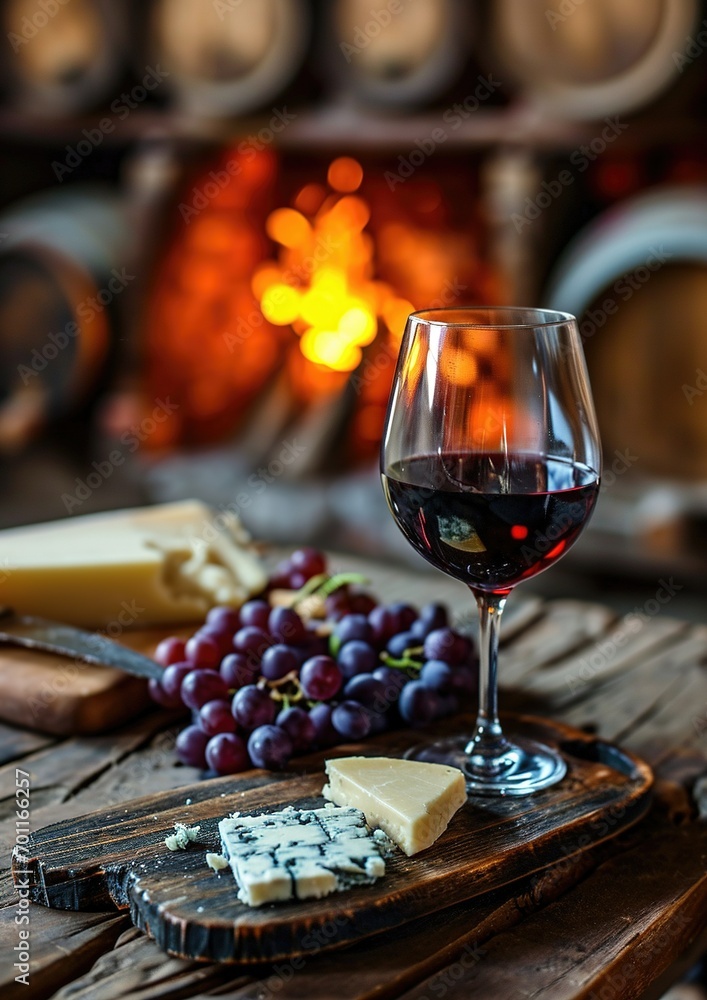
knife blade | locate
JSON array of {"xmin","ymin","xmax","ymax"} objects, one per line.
[{"xmin": 0, "ymin": 609, "xmax": 162, "ymax": 680}]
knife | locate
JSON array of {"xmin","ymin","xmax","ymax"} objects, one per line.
[{"xmin": 0, "ymin": 609, "xmax": 162, "ymax": 680}]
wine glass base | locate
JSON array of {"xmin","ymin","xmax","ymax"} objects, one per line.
[{"xmin": 405, "ymin": 734, "xmax": 567, "ymax": 796}]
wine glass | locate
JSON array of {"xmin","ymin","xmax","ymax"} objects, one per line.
[{"xmin": 381, "ymin": 307, "xmax": 601, "ymax": 795}]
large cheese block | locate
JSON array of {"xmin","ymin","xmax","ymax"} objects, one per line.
[
  {"xmin": 0, "ymin": 500, "xmax": 266, "ymax": 628},
  {"xmin": 218, "ymin": 805, "xmax": 386, "ymax": 907},
  {"xmin": 323, "ymin": 756, "xmax": 467, "ymax": 856}
]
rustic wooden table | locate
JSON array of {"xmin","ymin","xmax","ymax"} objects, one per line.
[{"xmin": 1, "ymin": 556, "xmax": 706, "ymax": 1000}]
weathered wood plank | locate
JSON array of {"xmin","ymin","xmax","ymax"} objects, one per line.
[
  {"xmin": 500, "ymin": 601, "xmax": 616, "ymax": 685},
  {"xmin": 0, "ymin": 725, "xmax": 55, "ymax": 768},
  {"xmin": 523, "ymin": 617, "xmax": 687, "ymax": 707},
  {"xmin": 397, "ymin": 821, "xmax": 707, "ymax": 1000},
  {"xmin": 559, "ymin": 632, "xmax": 707, "ymax": 747}
]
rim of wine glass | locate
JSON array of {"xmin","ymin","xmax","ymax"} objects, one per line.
[{"xmin": 409, "ymin": 306, "xmax": 577, "ymax": 329}]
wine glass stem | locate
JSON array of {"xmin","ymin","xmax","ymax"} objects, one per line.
[{"xmin": 465, "ymin": 589, "xmax": 512, "ymax": 771}]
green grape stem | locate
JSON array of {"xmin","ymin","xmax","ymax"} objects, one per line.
[{"xmin": 380, "ymin": 651, "xmax": 423, "ymax": 671}]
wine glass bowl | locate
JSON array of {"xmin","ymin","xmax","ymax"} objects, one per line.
[{"xmin": 381, "ymin": 307, "xmax": 601, "ymax": 795}]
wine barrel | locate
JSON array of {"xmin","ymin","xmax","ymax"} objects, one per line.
[
  {"xmin": 0, "ymin": 187, "xmax": 131, "ymax": 451},
  {"xmin": 148, "ymin": 0, "xmax": 310, "ymax": 117},
  {"xmin": 489, "ymin": 0, "xmax": 699, "ymax": 119},
  {"xmin": 1, "ymin": 0, "xmax": 125, "ymax": 114},
  {"xmin": 330, "ymin": 0, "xmax": 471, "ymax": 108},
  {"xmin": 545, "ymin": 188, "xmax": 707, "ymax": 480}
]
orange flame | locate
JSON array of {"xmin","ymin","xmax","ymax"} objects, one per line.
[{"xmin": 256, "ymin": 157, "xmax": 414, "ymax": 373}]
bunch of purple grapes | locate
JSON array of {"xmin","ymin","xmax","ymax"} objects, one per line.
[{"xmin": 148, "ymin": 548, "xmax": 477, "ymax": 776}]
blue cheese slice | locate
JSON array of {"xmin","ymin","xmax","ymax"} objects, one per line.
[{"xmin": 218, "ymin": 805, "xmax": 385, "ymax": 907}]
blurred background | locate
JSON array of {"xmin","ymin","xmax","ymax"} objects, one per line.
[{"xmin": 1, "ymin": 0, "xmax": 707, "ymax": 617}]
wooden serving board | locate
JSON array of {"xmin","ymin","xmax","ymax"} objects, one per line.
[
  {"xmin": 0, "ymin": 628, "xmax": 184, "ymax": 736},
  {"xmin": 14, "ymin": 715, "xmax": 653, "ymax": 964}
]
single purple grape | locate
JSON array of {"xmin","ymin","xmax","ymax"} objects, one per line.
[
  {"xmin": 261, "ymin": 644, "xmax": 299, "ymax": 681},
  {"xmin": 372, "ymin": 665, "xmax": 408, "ymax": 702},
  {"xmin": 161, "ymin": 661, "xmax": 192, "ymax": 701},
  {"xmin": 231, "ymin": 685, "xmax": 276, "ymax": 730},
  {"xmin": 389, "ymin": 602, "xmax": 417, "ymax": 630},
  {"xmin": 175, "ymin": 725, "xmax": 209, "ymax": 767},
  {"xmin": 220, "ymin": 652, "xmax": 257, "ymax": 689},
  {"xmin": 239, "ymin": 600, "xmax": 271, "ymax": 630},
  {"xmin": 368, "ymin": 605, "xmax": 400, "ymax": 646},
  {"xmin": 206, "ymin": 732, "xmax": 249, "ymax": 774},
  {"xmin": 335, "ymin": 614, "xmax": 374, "ymax": 646},
  {"xmin": 154, "ymin": 636, "xmax": 187, "ymax": 667},
  {"xmin": 420, "ymin": 659, "xmax": 455, "ymax": 694},
  {"xmin": 423, "ymin": 628, "xmax": 471, "ymax": 666},
  {"xmin": 343, "ymin": 673, "xmax": 388, "ymax": 711},
  {"xmin": 338, "ymin": 640, "xmax": 378, "ymax": 679},
  {"xmin": 205, "ymin": 605, "xmax": 241, "ymax": 633},
  {"xmin": 199, "ymin": 699, "xmax": 236, "ymax": 736},
  {"xmin": 289, "ymin": 547, "xmax": 327, "ymax": 579},
  {"xmin": 276, "ymin": 705, "xmax": 317, "ymax": 752},
  {"xmin": 300, "ymin": 656, "xmax": 343, "ymax": 701},
  {"xmin": 399, "ymin": 681, "xmax": 440, "ymax": 727},
  {"xmin": 309, "ymin": 703, "xmax": 339, "ymax": 748},
  {"xmin": 181, "ymin": 669, "xmax": 228, "ymax": 710},
  {"xmin": 184, "ymin": 634, "xmax": 221, "ymax": 670},
  {"xmin": 247, "ymin": 725, "xmax": 293, "ymax": 769},
  {"xmin": 233, "ymin": 626, "xmax": 272, "ymax": 661},
  {"xmin": 268, "ymin": 606, "xmax": 307, "ymax": 645},
  {"xmin": 331, "ymin": 701, "xmax": 371, "ymax": 741}
]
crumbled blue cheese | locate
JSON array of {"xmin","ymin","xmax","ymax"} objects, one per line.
[
  {"xmin": 164, "ymin": 822, "xmax": 201, "ymax": 851},
  {"xmin": 205, "ymin": 852, "xmax": 229, "ymax": 872},
  {"xmin": 218, "ymin": 805, "xmax": 386, "ymax": 907}
]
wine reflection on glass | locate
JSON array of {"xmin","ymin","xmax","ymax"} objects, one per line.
[{"xmin": 381, "ymin": 307, "xmax": 602, "ymax": 795}]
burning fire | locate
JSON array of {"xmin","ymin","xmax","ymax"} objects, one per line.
[{"xmin": 254, "ymin": 156, "xmax": 414, "ymax": 373}]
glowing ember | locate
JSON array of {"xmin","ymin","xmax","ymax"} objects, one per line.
[{"xmin": 256, "ymin": 156, "xmax": 414, "ymax": 374}]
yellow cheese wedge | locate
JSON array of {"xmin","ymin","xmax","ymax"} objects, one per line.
[
  {"xmin": 323, "ymin": 756, "xmax": 467, "ymax": 856},
  {"xmin": 0, "ymin": 500, "xmax": 266, "ymax": 628}
]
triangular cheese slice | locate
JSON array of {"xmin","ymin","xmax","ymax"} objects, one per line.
[{"xmin": 323, "ymin": 756, "xmax": 467, "ymax": 856}]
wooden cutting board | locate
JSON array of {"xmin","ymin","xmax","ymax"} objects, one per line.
[
  {"xmin": 15, "ymin": 716, "xmax": 653, "ymax": 964},
  {"xmin": 0, "ymin": 628, "xmax": 187, "ymax": 736}
]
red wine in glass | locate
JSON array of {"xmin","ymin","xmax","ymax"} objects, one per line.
[
  {"xmin": 382, "ymin": 452, "xmax": 599, "ymax": 593},
  {"xmin": 381, "ymin": 307, "xmax": 602, "ymax": 795}
]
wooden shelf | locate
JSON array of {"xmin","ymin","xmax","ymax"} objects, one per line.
[{"xmin": 0, "ymin": 103, "xmax": 700, "ymax": 153}]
